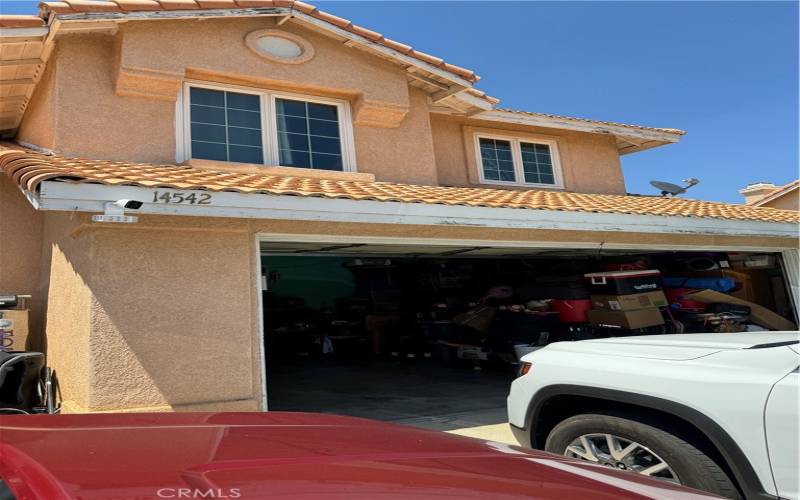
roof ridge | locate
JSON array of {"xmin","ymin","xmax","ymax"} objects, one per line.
[{"xmin": 1, "ymin": 142, "xmax": 797, "ymax": 224}]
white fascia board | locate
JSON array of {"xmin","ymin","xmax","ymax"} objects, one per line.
[
  {"xmin": 53, "ymin": 7, "xmax": 288, "ymax": 23},
  {"xmin": 474, "ymin": 110, "xmax": 683, "ymax": 144},
  {"xmin": 36, "ymin": 181, "xmax": 798, "ymax": 240}
]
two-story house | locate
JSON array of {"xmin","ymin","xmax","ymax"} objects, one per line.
[{"xmin": 0, "ymin": 0, "xmax": 797, "ymax": 416}]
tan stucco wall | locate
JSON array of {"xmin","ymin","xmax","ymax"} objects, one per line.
[
  {"xmin": 0, "ymin": 176, "xmax": 45, "ymax": 350},
  {"xmin": 760, "ymin": 191, "xmax": 800, "ymax": 211},
  {"xmin": 42, "ymin": 213, "xmax": 262, "ymax": 413},
  {"xmin": 36, "ymin": 209, "xmax": 796, "ymax": 413},
  {"xmin": 430, "ymin": 114, "xmax": 627, "ymax": 194},
  {"xmin": 23, "ymin": 19, "xmax": 441, "ymax": 185},
  {"xmin": 354, "ymin": 87, "xmax": 438, "ymax": 185},
  {"xmin": 16, "ymin": 58, "xmax": 57, "ymax": 150}
]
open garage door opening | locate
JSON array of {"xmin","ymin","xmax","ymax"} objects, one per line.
[{"xmin": 258, "ymin": 238, "xmax": 797, "ymax": 431}]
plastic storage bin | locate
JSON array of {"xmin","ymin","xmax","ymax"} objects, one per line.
[{"xmin": 584, "ymin": 270, "xmax": 663, "ymax": 295}]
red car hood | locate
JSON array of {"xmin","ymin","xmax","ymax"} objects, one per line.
[{"xmin": 0, "ymin": 412, "xmax": 716, "ymax": 499}]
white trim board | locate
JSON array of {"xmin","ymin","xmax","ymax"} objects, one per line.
[
  {"xmin": 36, "ymin": 181, "xmax": 799, "ymax": 240},
  {"xmin": 472, "ymin": 110, "xmax": 683, "ymax": 145},
  {"xmin": 256, "ymin": 233, "xmax": 794, "ymax": 253}
]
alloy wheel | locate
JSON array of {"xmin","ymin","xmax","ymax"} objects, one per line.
[{"xmin": 564, "ymin": 433, "xmax": 680, "ymax": 484}]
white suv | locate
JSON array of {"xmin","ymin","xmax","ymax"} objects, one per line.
[{"xmin": 507, "ymin": 332, "xmax": 799, "ymax": 500}]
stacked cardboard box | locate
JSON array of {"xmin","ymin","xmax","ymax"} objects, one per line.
[
  {"xmin": 584, "ymin": 270, "xmax": 667, "ymax": 329},
  {"xmin": 0, "ymin": 309, "xmax": 30, "ymax": 352}
]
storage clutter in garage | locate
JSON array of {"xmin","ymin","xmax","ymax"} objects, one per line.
[{"xmin": 260, "ymin": 251, "xmax": 796, "ymax": 371}]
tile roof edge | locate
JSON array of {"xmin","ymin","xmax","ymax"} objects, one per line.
[
  {"xmin": 2, "ymin": 142, "xmax": 797, "ymax": 225},
  {"xmin": 0, "ymin": 15, "xmax": 47, "ymax": 28},
  {"xmin": 493, "ymin": 108, "xmax": 686, "ymax": 136}
]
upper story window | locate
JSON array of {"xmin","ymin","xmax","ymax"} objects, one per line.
[
  {"xmin": 276, "ymin": 98, "xmax": 342, "ymax": 171},
  {"xmin": 475, "ymin": 133, "xmax": 563, "ymax": 188},
  {"xmin": 180, "ymin": 83, "xmax": 356, "ymax": 172},
  {"xmin": 190, "ymin": 87, "xmax": 264, "ymax": 164}
]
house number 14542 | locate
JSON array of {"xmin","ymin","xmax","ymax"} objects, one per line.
[{"xmin": 152, "ymin": 190, "xmax": 212, "ymax": 205}]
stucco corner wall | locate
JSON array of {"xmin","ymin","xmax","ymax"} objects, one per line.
[
  {"xmin": 52, "ymin": 33, "xmax": 176, "ymax": 163},
  {"xmin": 41, "ymin": 214, "xmax": 263, "ymax": 413},
  {"xmin": 354, "ymin": 87, "xmax": 439, "ymax": 185},
  {"xmin": 43, "ymin": 212, "xmax": 94, "ymax": 409}
]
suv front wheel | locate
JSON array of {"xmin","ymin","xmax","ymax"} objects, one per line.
[{"xmin": 544, "ymin": 413, "xmax": 741, "ymax": 499}]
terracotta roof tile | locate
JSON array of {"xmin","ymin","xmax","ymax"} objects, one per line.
[
  {"xmin": 0, "ymin": 15, "xmax": 47, "ymax": 27},
  {"xmin": 61, "ymin": 0, "xmax": 123, "ymax": 11},
  {"xmin": 36, "ymin": 0, "xmax": 480, "ymax": 82},
  {"xmin": 157, "ymin": 0, "xmax": 200, "ymax": 8},
  {"xmin": 1, "ymin": 143, "xmax": 797, "ymax": 225}
]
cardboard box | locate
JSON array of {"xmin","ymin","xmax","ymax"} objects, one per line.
[
  {"xmin": 0, "ymin": 309, "xmax": 30, "ymax": 351},
  {"xmin": 588, "ymin": 308, "xmax": 665, "ymax": 329},
  {"xmin": 729, "ymin": 254, "xmax": 777, "ymax": 270},
  {"xmin": 591, "ymin": 291, "xmax": 668, "ymax": 312}
]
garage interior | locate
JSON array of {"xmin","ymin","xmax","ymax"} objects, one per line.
[{"xmin": 259, "ymin": 240, "xmax": 796, "ymax": 431}]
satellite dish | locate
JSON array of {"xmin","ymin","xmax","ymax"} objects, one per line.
[{"xmin": 650, "ymin": 178, "xmax": 700, "ymax": 197}]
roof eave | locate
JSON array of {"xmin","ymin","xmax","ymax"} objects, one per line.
[
  {"xmin": 471, "ymin": 109, "xmax": 684, "ymax": 152},
  {"xmin": 34, "ymin": 180, "xmax": 800, "ymax": 240}
]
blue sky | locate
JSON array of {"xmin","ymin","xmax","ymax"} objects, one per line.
[{"xmin": 2, "ymin": 0, "xmax": 797, "ymax": 203}]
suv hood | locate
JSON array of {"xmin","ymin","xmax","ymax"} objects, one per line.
[{"xmin": 539, "ymin": 332, "xmax": 799, "ymax": 361}]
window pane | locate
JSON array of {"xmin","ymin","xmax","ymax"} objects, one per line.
[
  {"xmin": 190, "ymin": 88, "xmax": 264, "ymax": 163},
  {"xmin": 278, "ymin": 132, "xmax": 310, "ymax": 152},
  {"xmin": 280, "ymin": 149, "xmax": 311, "ymax": 168},
  {"xmin": 310, "ymin": 135, "xmax": 341, "ymax": 155},
  {"xmin": 190, "ymin": 87, "xmax": 224, "ymax": 107},
  {"xmin": 276, "ymin": 99, "xmax": 307, "ymax": 118},
  {"xmin": 520, "ymin": 141, "xmax": 555, "ymax": 185},
  {"xmin": 229, "ymin": 145, "xmax": 264, "ymax": 164},
  {"xmin": 226, "ymin": 92, "xmax": 260, "ymax": 111},
  {"xmin": 228, "ymin": 126, "xmax": 262, "ymax": 147},
  {"xmin": 191, "ymin": 141, "xmax": 227, "ymax": 161},
  {"xmin": 499, "ymin": 170, "xmax": 516, "ymax": 182},
  {"xmin": 191, "ymin": 105, "xmax": 225, "ymax": 125},
  {"xmin": 276, "ymin": 115, "xmax": 308, "ymax": 135},
  {"xmin": 309, "ymin": 118, "xmax": 339, "ymax": 138},
  {"xmin": 275, "ymin": 97, "xmax": 344, "ymax": 171},
  {"xmin": 227, "ymin": 109, "xmax": 261, "ymax": 129},
  {"xmin": 478, "ymin": 138, "xmax": 515, "ymax": 183},
  {"xmin": 308, "ymin": 102, "xmax": 338, "ymax": 121},
  {"xmin": 191, "ymin": 123, "xmax": 226, "ymax": 143},
  {"xmin": 312, "ymin": 152, "xmax": 343, "ymax": 171},
  {"xmin": 496, "ymin": 148, "xmax": 513, "ymax": 161}
]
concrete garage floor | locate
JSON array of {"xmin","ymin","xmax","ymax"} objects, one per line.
[{"xmin": 267, "ymin": 358, "xmax": 518, "ymax": 444}]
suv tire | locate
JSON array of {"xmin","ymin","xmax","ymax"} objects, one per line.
[{"xmin": 544, "ymin": 413, "xmax": 741, "ymax": 499}]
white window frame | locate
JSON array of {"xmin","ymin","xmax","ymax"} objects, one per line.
[
  {"xmin": 473, "ymin": 132, "xmax": 564, "ymax": 189},
  {"xmin": 176, "ymin": 81, "xmax": 357, "ymax": 172}
]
